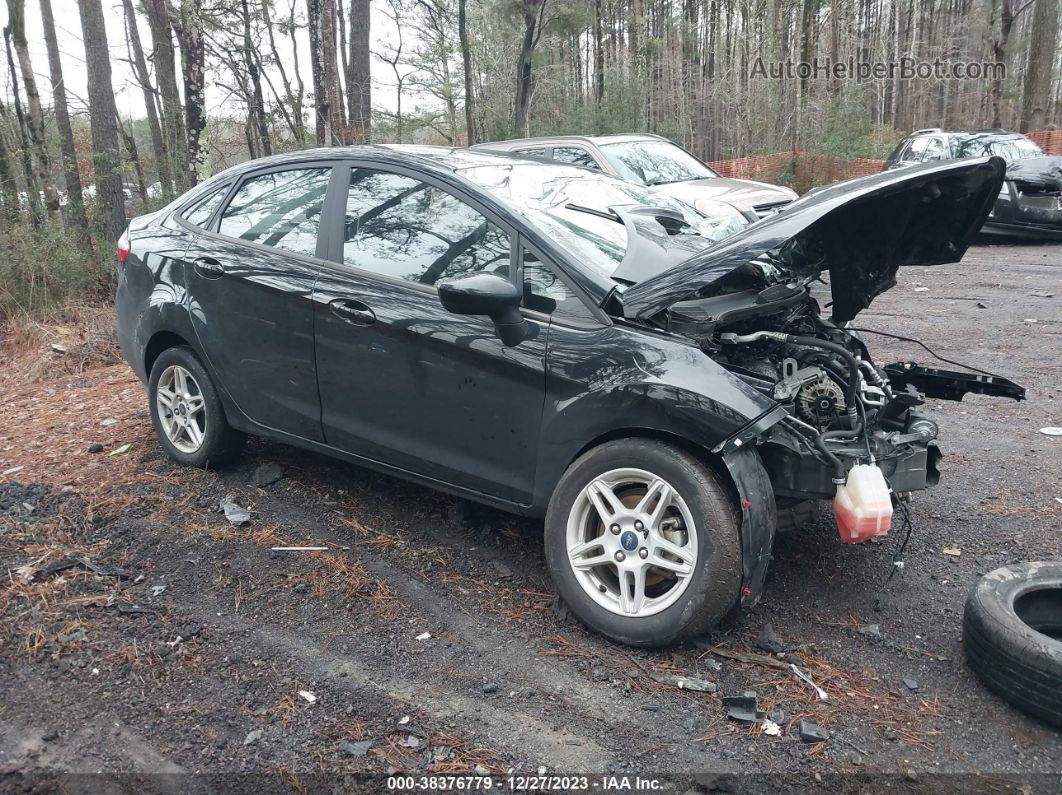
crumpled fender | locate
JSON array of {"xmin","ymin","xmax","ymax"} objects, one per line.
[{"xmin": 721, "ymin": 445, "xmax": 777, "ymax": 606}]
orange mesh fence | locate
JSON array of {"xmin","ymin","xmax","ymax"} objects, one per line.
[
  {"xmin": 1028, "ymin": 130, "xmax": 1062, "ymax": 155},
  {"xmin": 707, "ymin": 151, "xmax": 885, "ymax": 192}
]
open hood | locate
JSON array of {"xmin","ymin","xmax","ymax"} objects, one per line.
[{"xmin": 619, "ymin": 157, "xmax": 1005, "ymax": 323}]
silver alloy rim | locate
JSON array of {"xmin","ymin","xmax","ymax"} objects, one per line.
[
  {"xmin": 156, "ymin": 365, "xmax": 207, "ymax": 454},
  {"xmin": 565, "ymin": 468, "xmax": 698, "ymax": 617}
]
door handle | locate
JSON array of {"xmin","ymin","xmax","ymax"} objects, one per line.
[
  {"xmin": 193, "ymin": 257, "xmax": 225, "ymax": 279},
  {"xmin": 329, "ymin": 298, "xmax": 376, "ymax": 326}
]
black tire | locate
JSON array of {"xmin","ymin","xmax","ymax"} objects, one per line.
[
  {"xmin": 544, "ymin": 439, "xmax": 742, "ymax": 647},
  {"xmin": 148, "ymin": 346, "xmax": 245, "ymax": 468},
  {"xmin": 963, "ymin": 561, "xmax": 1062, "ymax": 728}
]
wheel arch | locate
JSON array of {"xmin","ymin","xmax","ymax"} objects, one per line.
[{"xmin": 144, "ymin": 330, "xmax": 192, "ymax": 377}]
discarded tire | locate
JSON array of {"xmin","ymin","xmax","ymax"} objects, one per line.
[{"xmin": 963, "ymin": 562, "xmax": 1062, "ymax": 727}]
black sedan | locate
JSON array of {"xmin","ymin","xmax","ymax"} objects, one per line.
[{"xmin": 116, "ymin": 146, "xmax": 1022, "ymax": 646}]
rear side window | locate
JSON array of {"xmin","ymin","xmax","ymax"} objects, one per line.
[
  {"xmin": 922, "ymin": 138, "xmax": 946, "ymax": 161},
  {"xmin": 182, "ymin": 184, "xmax": 229, "ymax": 228},
  {"xmin": 552, "ymin": 147, "xmax": 600, "ymax": 170},
  {"xmin": 516, "ymin": 147, "xmax": 547, "ymax": 158},
  {"xmin": 344, "ymin": 168, "xmax": 511, "ymax": 286},
  {"xmin": 219, "ymin": 168, "xmax": 331, "ymax": 257}
]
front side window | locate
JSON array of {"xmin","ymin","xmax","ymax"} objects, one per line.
[
  {"xmin": 552, "ymin": 147, "xmax": 600, "ymax": 170},
  {"xmin": 219, "ymin": 168, "xmax": 331, "ymax": 257},
  {"xmin": 183, "ymin": 184, "xmax": 229, "ymax": 228},
  {"xmin": 904, "ymin": 137, "xmax": 930, "ymax": 162},
  {"xmin": 598, "ymin": 140, "xmax": 717, "ymax": 186},
  {"xmin": 922, "ymin": 138, "xmax": 946, "ymax": 161},
  {"xmin": 344, "ymin": 168, "xmax": 511, "ymax": 286}
]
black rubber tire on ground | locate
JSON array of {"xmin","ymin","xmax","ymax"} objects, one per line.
[
  {"xmin": 544, "ymin": 438, "xmax": 742, "ymax": 647},
  {"xmin": 962, "ymin": 561, "xmax": 1062, "ymax": 728},
  {"xmin": 148, "ymin": 346, "xmax": 246, "ymax": 469}
]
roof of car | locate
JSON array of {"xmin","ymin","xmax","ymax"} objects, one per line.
[
  {"xmin": 909, "ymin": 129, "xmax": 1028, "ymax": 141},
  {"xmin": 472, "ymin": 133, "xmax": 668, "ymax": 149}
]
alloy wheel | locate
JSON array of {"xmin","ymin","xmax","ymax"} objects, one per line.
[
  {"xmin": 156, "ymin": 364, "xmax": 207, "ymax": 454},
  {"xmin": 565, "ymin": 468, "xmax": 698, "ymax": 617}
]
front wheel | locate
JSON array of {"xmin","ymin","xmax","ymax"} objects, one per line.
[{"xmin": 544, "ymin": 439, "xmax": 742, "ymax": 647}]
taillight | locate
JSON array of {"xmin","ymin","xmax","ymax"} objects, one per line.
[{"xmin": 117, "ymin": 228, "xmax": 131, "ymax": 264}]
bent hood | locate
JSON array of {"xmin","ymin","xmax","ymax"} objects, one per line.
[
  {"xmin": 653, "ymin": 177, "xmax": 797, "ymax": 213},
  {"xmin": 1005, "ymin": 155, "xmax": 1062, "ymax": 192},
  {"xmin": 620, "ymin": 157, "xmax": 1005, "ymax": 323}
]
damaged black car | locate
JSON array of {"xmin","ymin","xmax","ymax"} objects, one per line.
[
  {"xmin": 116, "ymin": 147, "xmax": 1024, "ymax": 647},
  {"xmin": 884, "ymin": 128, "xmax": 1062, "ymax": 240}
]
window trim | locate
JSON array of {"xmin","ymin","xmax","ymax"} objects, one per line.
[
  {"xmin": 517, "ymin": 233, "xmax": 608, "ymax": 328},
  {"xmin": 175, "ymin": 181, "xmax": 236, "ymax": 232},
  {"xmin": 315, "ymin": 158, "xmax": 521, "ymax": 294}
]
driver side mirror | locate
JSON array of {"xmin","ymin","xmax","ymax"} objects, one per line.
[{"xmin": 438, "ymin": 272, "xmax": 530, "ymax": 347}]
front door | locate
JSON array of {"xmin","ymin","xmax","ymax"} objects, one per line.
[
  {"xmin": 183, "ymin": 164, "xmax": 337, "ymax": 441},
  {"xmin": 313, "ymin": 164, "xmax": 547, "ymax": 504}
]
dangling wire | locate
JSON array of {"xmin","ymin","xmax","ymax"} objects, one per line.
[{"xmin": 879, "ymin": 497, "xmax": 914, "ymax": 594}]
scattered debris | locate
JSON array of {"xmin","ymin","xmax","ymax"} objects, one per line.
[
  {"xmin": 219, "ymin": 498, "xmax": 251, "ymax": 525},
  {"xmin": 115, "ymin": 603, "xmax": 153, "ymax": 614},
  {"xmin": 650, "ymin": 673, "xmax": 716, "ymax": 693},
  {"xmin": 340, "ymin": 740, "xmax": 373, "ymax": 757},
  {"xmin": 100, "ymin": 418, "xmax": 117, "ymax": 427},
  {"xmin": 942, "ymin": 547, "xmax": 962, "ymax": 557},
  {"xmin": 798, "ymin": 720, "xmax": 829, "ymax": 744},
  {"xmin": 405, "ymin": 735, "xmax": 421, "ymax": 748},
  {"xmin": 726, "ymin": 706, "xmax": 765, "ymax": 724},
  {"xmin": 762, "ymin": 719, "xmax": 782, "ymax": 737},
  {"xmin": 976, "ymin": 302, "xmax": 988, "ymax": 309},
  {"xmin": 150, "ymin": 585, "xmax": 167, "ymax": 597},
  {"xmin": 297, "ymin": 690, "xmax": 316, "ymax": 704},
  {"xmin": 1030, "ymin": 291, "xmax": 1054, "ymax": 298},
  {"xmin": 857, "ymin": 623, "xmax": 882, "ymax": 638},
  {"xmin": 398, "ymin": 716, "xmax": 410, "ymax": 725},
  {"xmin": 251, "ymin": 462, "xmax": 285, "ymax": 487},
  {"xmin": 107, "ymin": 443, "xmax": 132, "ymax": 457},
  {"xmin": 721, "ymin": 691, "xmax": 758, "ymax": 710},
  {"xmin": 490, "ymin": 559, "xmax": 514, "ymax": 579},
  {"xmin": 705, "ymin": 647, "xmax": 788, "ymax": 670},
  {"xmin": 755, "ymin": 623, "xmax": 787, "ymax": 654},
  {"xmin": 913, "ymin": 286, "xmax": 930, "ymax": 292},
  {"xmin": 87, "ymin": 443, "xmax": 104, "ymax": 454},
  {"xmin": 1040, "ymin": 427, "xmax": 1062, "ymax": 437},
  {"xmin": 3, "ymin": 465, "xmax": 25, "ymax": 476},
  {"xmin": 58, "ymin": 628, "xmax": 86, "ymax": 645},
  {"xmin": 243, "ymin": 729, "xmax": 263, "ymax": 746},
  {"xmin": 790, "ymin": 664, "xmax": 829, "ymax": 701},
  {"xmin": 902, "ymin": 677, "xmax": 920, "ymax": 692},
  {"xmin": 415, "ymin": 632, "xmax": 431, "ymax": 641},
  {"xmin": 49, "ymin": 343, "xmax": 68, "ymax": 354},
  {"xmin": 768, "ymin": 708, "xmax": 786, "ymax": 725},
  {"xmin": 482, "ymin": 683, "xmax": 499, "ymax": 694}
]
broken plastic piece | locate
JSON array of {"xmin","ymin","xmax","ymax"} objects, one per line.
[{"xmin": 790, "ymin": 663, "xmax": 828, "ymax": 701}]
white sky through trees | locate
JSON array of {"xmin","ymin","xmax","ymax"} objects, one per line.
[{"xmin": 0, "ymin": 0, "xmax": 412, "ymax": 121}]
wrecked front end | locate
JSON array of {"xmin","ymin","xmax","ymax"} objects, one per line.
[
  {"xmin": 983, "ymin": 156, "xmax": 1062, "ymax": 240},
  {"xmin": 620, "ymin": 157, "xmax": 1025, "ymax": 543}
]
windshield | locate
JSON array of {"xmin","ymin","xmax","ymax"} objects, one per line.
[
  {"xmin": 955, "ymin": 136, "xmax": 1044, "ymax": 160},
  {"xmin": 598, "ymin": 140, "xmax": 718, "ymax": 186},
  {"xmin": 458, "ymin": 162, "xmax": 744, "ymax": 280}
]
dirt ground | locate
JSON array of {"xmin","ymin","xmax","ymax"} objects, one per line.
[{"xmin": 1, "ymin": 243, "xmax": 1060, "ymax": 793}]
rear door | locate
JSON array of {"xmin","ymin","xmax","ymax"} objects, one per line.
[
  {"xmin": 312, "ymin": 163, "xmax": 548, "ymax": 503},
  {"xmin": 182, "ymin": 163, "xmax": 340, "ymax": 441}
]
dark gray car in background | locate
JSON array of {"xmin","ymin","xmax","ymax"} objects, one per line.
[{"xmin": 885, "ymin": 128, "xmax": 1062, "ymax": 240}]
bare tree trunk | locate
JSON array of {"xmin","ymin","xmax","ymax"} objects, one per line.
[
  {"xmin": 513, "ymin": 0, "xmax": 547, "ymax": 136},
  {"xmin": 77, "ymin": 0, "xmax": 126, "ymax": 241},
  {"xmin": 39, "ymin": 0, "xmax": 89, "ymax": 231},
  {"xmin": 1019, "ymin": 0, "xmax": 1059, "ymax": 132},
  {"xmin": 121, "ymin": 0, "xmax": 172, "ymax": 192},
  {"xmin": 0, "ymin": 98, "xmax": 20, "ymax": 224},
  {"xmin": 322, "ymin": 0, "xmax": 346, "ymax": 143},
  {"xmin": 145, "ymin": 0, "xmax": 187, "ymax": 185},
  {"xmin": 990, "ymin": 0, "xmax": 1015, "ymax": 129},
  {"xmin": 308, "ymin": 0, "xmax": 328, "ymax": 144},
  {"xmin": 459, "ymin": 0, "xmax": 475, "ymax": 144},
  {"xmin": 261, "ymin": 0, "xmax": 307, "ymax": 145},
  {"xmin": 174, "ymin": 0, "xmax": 207, "ymax": 185},
  {"xmin": 349, "ymin": 0, "xmax": 372, "ymax": 142},
  {"xmin": 593, "ymin": 0, "xmax": 605, "ymax": 102},
  {"xmin": 5, "ymin": 0, "xmax": 58, "ymax": 214},
  {"xmin": 3, "ymin": 26, "xmax": 44, "ymax": 223},
  {"xmin": 241, "ymin": 0, "xmax": 273, "ymax": 155}
]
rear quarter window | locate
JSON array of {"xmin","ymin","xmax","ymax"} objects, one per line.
[{"xmin": 181, "ymin": 184, "xmax": 230, "ymax": 228}]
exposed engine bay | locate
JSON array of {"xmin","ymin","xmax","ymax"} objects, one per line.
[{"xmin": 665, "ymin": 282, "xmax": 1025, "ymax": 541}]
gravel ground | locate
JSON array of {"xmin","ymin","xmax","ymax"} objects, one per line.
[{"xmin": 0, "ymin": 242, "xmax": 1059, "ymax": 793}]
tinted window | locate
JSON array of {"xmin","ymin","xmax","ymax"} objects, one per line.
[
  {"xmin": 344, "ymin": 168, "xmax": 511, "ymax": 286},
  {"xmin": 219, "ymin": 168, "xmax": 331, "ymax": 257},
  {"xmin": 552, "ymin": 147, "xmax": 600, "ymax": 170},
  {"xmin": 183, "ymin": 184, "xmax": 229, "ymax": 228},
  {"xmin": 523, "ymin": 255, "xmax": 595, "ymax": 321}
]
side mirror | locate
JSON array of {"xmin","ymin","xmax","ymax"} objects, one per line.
[{"xmin": 438, "ymin": 272, "xmax": 530, "ymax": 347}]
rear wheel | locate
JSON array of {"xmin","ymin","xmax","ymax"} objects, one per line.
[
  {"xmin": 544, "ymin": 439, "xmax": 742, "ymax": 646},
  {"xmin": 148, "ymin": 346, "xmax": 245, "ymax": 468}
]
